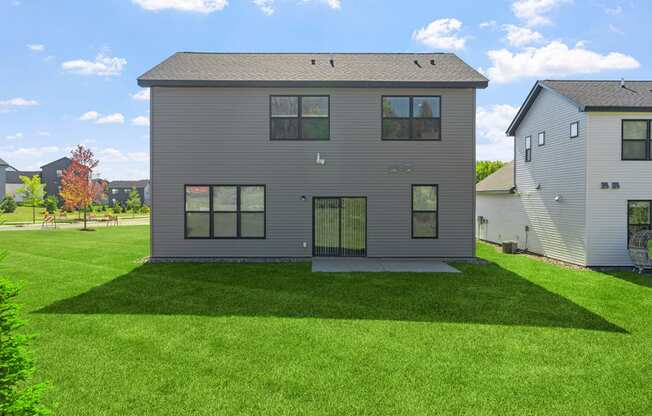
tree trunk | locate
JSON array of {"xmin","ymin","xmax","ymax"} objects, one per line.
[
  {"xmin": 83, "ymin": 207, "xmax": 87, "ymax": 230},
  {"xmin": 32, "ymin": 204, "xmax": 36, "ymax": 224}
]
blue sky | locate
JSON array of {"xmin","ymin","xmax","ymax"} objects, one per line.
[{"xmin": 1, "ymin": 0, "xmax": 650, "ymax": 179}]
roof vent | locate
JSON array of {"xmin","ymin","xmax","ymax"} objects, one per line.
[
  {"xmin": 430, "ymin": 59, "xmax": 436, "ymax": 66},
  {"xmin": 311, "ymin": 59, "xmax": 316, "ymax": 65},
  {"xmin": 620, "ymin": 78, "xmax": 626, "ymax": 88},
  {"xmin": 413, "ymin": 59, "xmax": 422, "ymax": 68}
]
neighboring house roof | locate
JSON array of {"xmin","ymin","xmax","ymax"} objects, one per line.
[
  {"xmin": 0, "ymin": 157, "xmax": 8, "ymax": 167},
  {"xmin": 40, "ymin": 157, "xmax": 72, "ymax": 169},
  {"xmin": 6, "ymin": 170, "xmax": 40, "ymax": 184},
  {"xmin": 476, "ymin": 162, "xmax": 515, "ymax": 193},
  {"xmin": 138, "ymin": 52, "xmax": 489, "ymax": 89},
  {"xmin": 507, "ymin": 80, "xmax": 652, "ymax": 136},
  {"xmin": 109, "ymin": 180, "xmax": 149, "ymax": 188}
]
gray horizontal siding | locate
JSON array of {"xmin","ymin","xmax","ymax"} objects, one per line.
[
  {"xmin": 151, "ymin": 87, "xmax": 475, "ymax": 258},
  {"xmin": 514, "ymin": 88, "xmax": 588, "ymax": 265}
]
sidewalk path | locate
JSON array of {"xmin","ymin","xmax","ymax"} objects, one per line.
[{"xmin": 0, "ymin": 217, "xmax": 149, "ymax": 231}]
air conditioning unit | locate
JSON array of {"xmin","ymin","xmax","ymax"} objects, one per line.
[{"xmin": 502, "ymin": 241, "xmax": 518, "ymax": 254}]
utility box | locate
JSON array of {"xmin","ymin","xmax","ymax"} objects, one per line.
[{"xmin": 502, "ymin": 241, "xmax": 518, "ymax": 254}]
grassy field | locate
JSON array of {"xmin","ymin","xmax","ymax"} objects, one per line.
[
  {"xmin": 1, "ymin": 206, "xmax": 148, "ymax": 224},
  {"xmin": 0, "ymin": 226, "xmax": 650, "ymax": 415}
]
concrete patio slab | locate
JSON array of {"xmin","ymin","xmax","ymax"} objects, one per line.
[{"xmin": 312, "ymin": 258, "xmax": 461, "ymax": 273}]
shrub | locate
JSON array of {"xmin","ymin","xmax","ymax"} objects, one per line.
[
  {"xmin": 140, "ymin": 205, "xmax": 150, "ymax": 214},
  {"xmin": 112, "ymin": 204, "xmax": 123, "ymax": 214},
  {"xmin": 0, "ymin": 260, "xmax": 50, "ymax": 415},
  {"xmin": 43, "ymin": 196, "xmax": 58, "ymax": 214},
  {"xmin": 0, "ymin": 196, "xmax": 18, "ymax": 213}
]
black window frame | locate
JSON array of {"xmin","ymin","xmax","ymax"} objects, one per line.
[
  {"xmin": 621, "ymin": 119, "xmax": 651, "ymax": 161},
  {"xmin": 627, "ymin": 200, "xmax": 651, "ymax": 248},
  {"xmin": 525, "ymin": 136, "xmax": 532, "ymax": 162},
  {"xmin": 411, "ymin": 184, "xmax": 439, "ymax": 239},
  {"xmin": 269, "ymin": 95, "xmax": 330, "ymax": 141},
  {"xmin": 538, "ymin": 131, "xmax": 545, "ymax": 146},
  {"xmin": 570, "ymin": 121, "xmax": 579, "ymax": 138},
  {"xmin": 184, "ymin": 184, "xmax": 266, "ymax": 240},
  {"xmin": 381, "ymin": 95, "xmax": 442, "ymax": 141}
]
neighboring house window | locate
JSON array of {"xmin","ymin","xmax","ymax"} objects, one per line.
[
  {"xmin": 622, "ymin": 120, "xmax": 651, "ymax": 160},
  {"xmin": 570, "ymin": 121, "xmax": 579, "ymax": 138},
  {"xmin": 270, "ymin": 96, "xmax": 329, "ymax": 140},
  {"xmin": 412, "ymin": 185, "xmax": 438, "ymax": 238},
  {"xmin": 538, "ymin": 131, "xmax": 545, "ymax": 146},
  {"xmin": 382, "ymin": 96, "xmax": 441, "ymax": 140},
  {"xmin": 56, "ymin": 169, "xmax": 63, "ymax": 177},
  {"xmin": 185, "ymin": 185, "xmax": 266, "ymax": 239},
  {"xmin": 628, "ymin": 200, "xmax": 651, "ymax": 247},
  {"xmin": 112, "ymin": 189, "xmax": 118, "ymax": 195},
  {"xmin": 525, "ymin": 136, "xmax": 532, "ymax": 162}
]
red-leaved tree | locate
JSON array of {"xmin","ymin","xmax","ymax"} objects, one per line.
[{"xmin": 60, "ymin": 145, "xmax": 105, "ymax": 230}]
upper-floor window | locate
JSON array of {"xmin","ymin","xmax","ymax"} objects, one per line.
[
  {"xmin": 56, "ymin": 169, "xmax": 63, "ymax": 177},
  {"xmin": 270, "ymin": 96, "xmax": 329, "ymax": 140},
  {"xmin": 538, "ymin": 131, "xmax": 545, "ymax": 146},
  {"xmin": 570, "ymin": 121, "xmax": 579, "ymax": 138},
  {"xmin": 622, "ymin": 120, "xmax": 651, "ymax": 160},
  {"xmin": 382, "ymin": 96, "xmax": 441, "ymax": 140},
  {"xmin": 525, "ymin": 136, "xmax": 532, "ymax": 162}
]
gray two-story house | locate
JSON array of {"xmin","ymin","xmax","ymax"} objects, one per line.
[
  {"xmin": 41, "ymin": 157, "xmax": 72, "ymax": 202},
  {"xmin": 108, "ymin": 180, "xmax": 151, "ymax": 207},
  {"xmin": 138, "ymin": 52, "xmax": 487, "ymax": 261}
]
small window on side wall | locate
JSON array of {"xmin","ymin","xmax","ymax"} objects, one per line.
[
  {"xmin": 538, "ymin": 131, "xmax": 545, "ymax": 146},
  {"xmin": 570, "ymin": 121, "xmax": 579, "ymax": 138},
  {"xmin": 525, "ymin": 136, "xmax": 532, "ymax": 162},
  {"xmin": 412, "ymin": 185, "xmax": 438, "ymax": 238},
  {"xmin": 270, "ymin": 96, "xmax": 329, "ymax": 140}
]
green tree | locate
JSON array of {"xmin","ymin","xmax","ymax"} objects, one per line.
[
  {"xmin": 0, "ymin": 253, "xmax": 50, "ymax": 415},
  {"xmin": 476, "ymin": 161, "xmax": 506, "ymax": 184},
  {"xmin": 16, "ymin": 175, "xmax": 45, "ymax": 224},
  {"xmin": 125, "ymin": 187, "xmax": 142, "ymax": 217},
  {"xmin": 43, "ymin": 196, "xmax": 58, "ymax": 214},
  {"xmin": 0, "ymin": 195, "xmax": 18, "ymax": 213}
]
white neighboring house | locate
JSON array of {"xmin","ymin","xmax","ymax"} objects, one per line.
[{"xmin": 477, "ymin": 80, "xmax": 652, "ymax": 267}]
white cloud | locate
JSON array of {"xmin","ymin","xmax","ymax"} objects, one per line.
[
  {"xmin": 605, "ymin": 5, "xmax": 622, "ymax": 15},
  {"xmin": 412, "ymin": 18, "xmax": 466, "ymax": 50},
  {"xmin": 322, "ymin": 0, "xmax": 340, "ymax": 8},
  {"xmin": 130, "ymin": 89, "xmax": 150, "ymax": 101},
  {"xmin": 485, "ymin": 41, "xmax": 640, "ymax": 83},
  {"xmin": 479, "ymin": 20, "xmax": 497, "ymax": 29},
  {"xmin": 132, "ymin": 116, "xmax": 150, "ymax": 126},
  {"xmin": 99, "ymin": 148, "xmax": 149, "ymax": 162},
  {"xmin": 6, "ymin": 132, "xmax": 24, "ymax": 140},
  {"xmin": 1, "ymin": 146, "xmax": 59, "ymax": 158},
  {"xmin": 512, "ymin": 0, "xmax": 570, "ymax": 27},
  {"xmin": 502, "ymin": 24, "xmax": 543, "ymax": 47},
  {"xmin": 62, "ymin": 52, "xmax": 127, "ymax": 77},
  {"xmin": 254, "ymin": 0, "xmax": 274, "ymax": 15},
  {"xmin": 27, "ymin": 43, "xmax": 45, "ymax": 52},
  {"xmin": 38, "ymin": 131, "xmax": 51, "ymax": 136},
  {"xmin": 132, "ymin": 0, "xmax": 228, "ymax": 13},
  {"xmin": 0, "ymin": 97, "xmax": 38, "ymax": 112},
  {"xmin": 608, "ymin": 24, "xmax": 624, "ymax": 35},
  {"xmin": 79, "ymin": 111, "xmax": 100, "ymax": 121},
  {"xmin": 96, "ymin": 113, "xmax": 125, "ymax": 125},
  {"xmin": 476, "ymin": 104, "xmax": 519, "ymax": 161}
]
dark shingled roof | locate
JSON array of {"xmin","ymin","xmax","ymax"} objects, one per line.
[
  {"xmin": 476, "ymin": 162, "xmax": 515, "ymax": 193},
  {"xmin": 541, "ymin": 80, "xmax": 652, "ymax": 110},
  {"xmin": 6, "ymin": 170, "xmax": 40, "ymax": 184},
  {"xmin": 138, "ymin": 52, "xmax": 488, "ymax": 88},
  {"xmin": 507, "ymin": 80, "xmax": 652, "ymax": 136},
  {"xmin": 109, "ymin": 180, "xmax": 149, "ymax": 188},
  {"xmin": 0, "ymin": 158, "xmax": 8, "ymax": 167}
]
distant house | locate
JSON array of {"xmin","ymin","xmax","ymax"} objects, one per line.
[
  {"xmin": 477, "ymin": 80, "xmax": 652, "ymax": 267},
  {"xmin": 40, "ymin": 157, "xmax": 72, "ymax": 201},
  {"xmin": 108, "ymin": 180, "xmax": 150, "ymax": 207},
  {"xmin": 5, "ymin": 170, "xmax": 40, "ymax": 202},
  {"xmin": 0, "ymin": 158, "xmax": 8, "ymax": 200}
]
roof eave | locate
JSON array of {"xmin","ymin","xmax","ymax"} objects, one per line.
[
  {"xmin": 476, "ymin": 188, "xmax": 516, "ymax": 194},
  {"xmin": 137, "ymin": 79, "xmax": 489, "ymax": 89},
  {"xmin": 583, "ymin": 106, "xmax": 652, "ymax": 112}
]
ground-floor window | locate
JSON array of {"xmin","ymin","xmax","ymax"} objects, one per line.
[
  {"xmin": 185, "ymin": 185, "xmax": 265, "ymax": 239},
  {"xmin": 412, "ymin": 185, "xmax": 438, "ymax": 238},
  {"xmin": 628, "ymin": 200, "xmax": 651, "ymax": 247}
]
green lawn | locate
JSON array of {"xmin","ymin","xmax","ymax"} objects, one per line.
[
  {"xmin": 1, "ymin": 206, "xmax": 148, "ymax": 224},
  {"xmin": 0, "ymin": 226, "xmax": 650, "ymax": 415}
]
